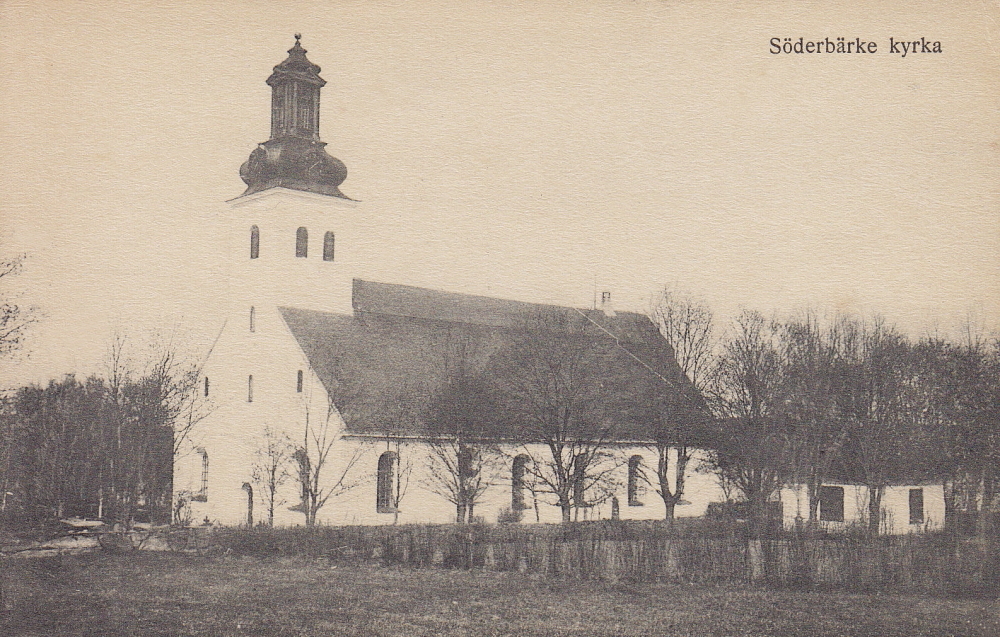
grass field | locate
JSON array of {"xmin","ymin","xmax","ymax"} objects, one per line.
[{"xmin": 1, "ymin": 552, "xmax": 998, "ymax": 636}]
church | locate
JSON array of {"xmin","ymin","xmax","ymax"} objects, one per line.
[{"xmin": 173, "ymin": 38, "xmax": 944, "ymax": 533}]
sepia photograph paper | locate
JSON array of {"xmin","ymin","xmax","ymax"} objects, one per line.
[{"xmin": 1, "ymin": 1, "xmax": 998, "ymax": 635}]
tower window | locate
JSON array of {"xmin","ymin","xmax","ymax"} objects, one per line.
[
  {"xmin": 204, "ymin": 376, "xmax": 210, "ymax": 397},
  {"xmin": 323, "ymin": 231, "xmax": 335, "ymax": 261},
  {"xmin": 296, "ymin": 369, "xmax": 303, "ymax": 393},
  {"xmin": 250, "ymin": 306, "xmax": 256, "ymax": 333},
  {"xmin": 250, "ymin": 225, "xmax": 260, "ymax": 259},
  {"xmin": 627, "ymin": 455, "xmax": 645, "ymax": 506},
  {"xmin": 377, "ymin": 451, "xmax": 398, "ymax": 513},
  {"xmin": 296, "ymin": 227, "xmax": 308, "ymax": 258},
  {"xmin": 248, "ymin": 375, "xmax": 254, "ymax": 403}
]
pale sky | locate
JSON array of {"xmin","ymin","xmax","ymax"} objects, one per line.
[{"xmin": 1, "ymin": 0, "xmax": 998, "ymax": 386}]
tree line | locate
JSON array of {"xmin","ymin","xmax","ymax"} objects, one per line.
[
  {"xmin": 655, "ymin": 289, "xmax": 1000, "ymax": 535},
  {"xmin": 0, "ymin": 335, "xmax": 206, "ymax": 526}
]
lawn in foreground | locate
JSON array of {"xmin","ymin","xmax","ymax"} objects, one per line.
[{"xmin": 1, "ymin": 552, "xmax": 997, "ymax": 636}]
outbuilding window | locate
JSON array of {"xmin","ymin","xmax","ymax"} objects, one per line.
[
  {"xmin": 296, "ymin": 369, "xmax": 303, "ymax": 393},
  {"xmin": 247, "ymin": 375, "xmax": 254, "ymax": 403},
  {"xmin": 204, "ymin": 376, "xmax": 209, "ymax": 397},
  {"xmin": 819, "ymin": 485, "xmax": 845, "ymax": 523}
]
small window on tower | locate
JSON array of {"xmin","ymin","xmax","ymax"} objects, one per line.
[
  {"xmin": 297, "ymin": 369, "xmax": 303, "ymax": 393},
  {"xmin": 323, "ymin": 232, "xmax": 335, "ymax": 261},
  {"xmin": 296, "ymin": 227, "xmax": 308, "ymax": 258},
  {"xmin": 248, "ymin": 375, "xmax": 254, "ymax": 403},
  {"xmin": 250, "ymin": 306, "xmax": 256, "ymax": 333},
  {"xmin": 204, "ymin": 376, "xmax": 209, "ymax": 397},
  {"xmin": 250, "ymin": 225, "xmax": 260, "ymax": 259}
]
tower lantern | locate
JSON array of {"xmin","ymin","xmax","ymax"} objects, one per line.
[
  {"xmin": 239, "ymin": 35, "xmax": 351, "ymax": 199},
  {"xmin": 266, "ymin": 33, "xmax": 325, "ymax": 141}
]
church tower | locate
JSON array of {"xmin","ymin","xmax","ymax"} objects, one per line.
[
  {"xmin": 179, "ymin": 38, "xmax": 361, "ymax": 525},
  {"xmin": 226, "ymin": 34, "xmax": 359, "ymax": 318}
]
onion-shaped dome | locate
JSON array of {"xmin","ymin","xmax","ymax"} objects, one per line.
[{"xmin": 240, "ymin": 137, "xmax": 349, "ymax": 198}]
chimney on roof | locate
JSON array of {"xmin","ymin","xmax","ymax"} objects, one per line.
[{"xmin": 600, "ymin": 291, "xmax": 616, "ymax": 317}]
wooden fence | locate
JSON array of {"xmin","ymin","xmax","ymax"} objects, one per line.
[{"xmin": 211, "ymin": 521, "xmax": 998, "ymax": 593}]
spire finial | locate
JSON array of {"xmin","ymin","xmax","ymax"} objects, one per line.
[{"xmin": 294, "ymin": 33, "xmax": 302, "ymax": 45}]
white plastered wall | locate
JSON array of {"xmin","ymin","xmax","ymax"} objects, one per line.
[
  {"xmin": 778, "ymin": 482, "xmax": 945, "ymax": 534},
  {"xmin": 176, "ymin": 187, "xmax": 363, "ymax": 526}
]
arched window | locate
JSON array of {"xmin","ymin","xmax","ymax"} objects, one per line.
[
  {"xmin": 627, "ymin": 455, "xmax": 644, "ymax": 506},
  {"xmin": 323, "ymin": 231, "xmax": 335, "ymax": 261},
  {"xmin": 247, "ymin": 375, "xmax": 254, "ymax": 403},
  {"xmin": 376, "ymin": 451, "xmax": 398, "ymax": 513},
  {"xmin": 573, "ymin": 460, "xmax": 587, "ymax": 509},
  {"xmin": 250, "ymin": 225, "xmax": 260, "ymax": 259},
  {"xmin": 204, "ymin": 376, "xmax": 209, "ymax": 397},
  {"xmin": 296, "ymin": 369, "xmax": 303, "ymax": 393},
  {"xmin": 511, "ymin": 454, "xmax": 530, "ymax": 512},
  {"xmin": 296, "ymin": 227, "xmax": 308, "ymax": 258},
  {"xmin": 249, "ymin": 306, "xmax": 256, "ymax": 333}
]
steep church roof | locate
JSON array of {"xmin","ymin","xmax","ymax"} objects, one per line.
[{"xmin": 280, "ymin": 280, "xmax": 708, "ymax": 442}]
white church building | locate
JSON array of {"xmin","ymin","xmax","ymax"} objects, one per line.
[{"xmin": 173, "ymin": 38, "xmax": 943, "ymax": 534}]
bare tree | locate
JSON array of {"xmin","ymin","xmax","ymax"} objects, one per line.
[
  {"xmin": 488, "ymin": 312, "xmax": 629, "ymax": 522},
  {"xmin": 652, "ymin": 286, "xmax": 715, "ymax": 388},
  {"xmin": 289, "ymin": 338, "xmax": 376, "ymax": 526},
  {"xmin": 421, "ymin": 328, "xmax": 503, "ymax": 523},
  {"xmin": 648, "ymin": 286, "xmax": 714, "ymax": 521},
  {"xmin": 918, "ymin": 332, "xmax": 1000, "ymax": 534},
  {"xmin": 422, "ymin": 439, "xmax": 502, "ymax": 523},
  {"xmin": 101, "ymin": 331, "xmax": 211, "ymax": 525},
  {"xmin": 703, "ymin": 310, "xmax": 791, "ymax": 534},
  {"xmin": 0, "ymin": 254, "xmax": 38, "ymax": 360},
  {"xmin": 292, "ymin": 399, "xmax": 369, "ymax": 526},
  {"xmin": 777, "ymin": 313, "xmax": 850, "ymax": 525},
  {"xmin": 835, "ymin": 317, "xmax": 915, "ymax": 536},
  {"xmin": 251, "ymin": 426, "xmax": 294, "ymax": 526},
  {"xmin": 370, "ymin": 382, "xmax": 427, "ymax": 523}
]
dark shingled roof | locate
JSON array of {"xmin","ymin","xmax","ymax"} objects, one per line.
[{"xmin": 280, "ymin": 279, "xmax": 707, "ymax": 441}]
